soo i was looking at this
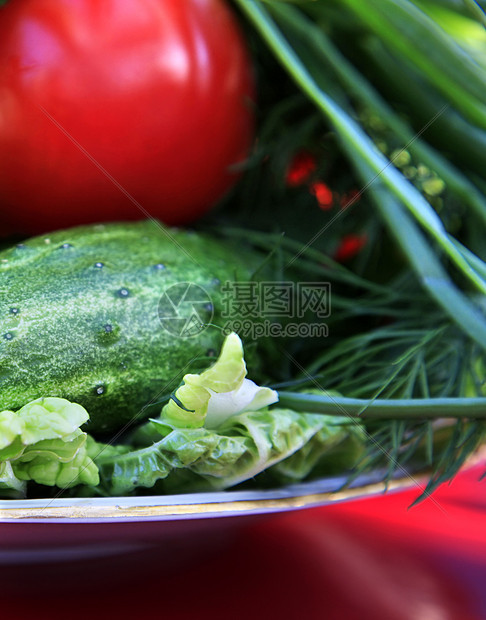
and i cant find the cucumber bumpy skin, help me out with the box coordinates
[0,221,258,434]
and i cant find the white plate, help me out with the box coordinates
[0,471,413,565]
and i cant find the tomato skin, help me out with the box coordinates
[0,0,255,234]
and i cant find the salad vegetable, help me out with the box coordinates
[0,0,255,234]
[2,0,486,502]
[0,221,261,433]
[93,332,364,495]
[0,398,98,495]
[0,334,365,497]
[159,332,278,430]
[93,407,363,495]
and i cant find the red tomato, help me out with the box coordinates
[0,0,255,234]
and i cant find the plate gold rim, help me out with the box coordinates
[0,476,414,522]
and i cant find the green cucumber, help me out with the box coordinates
[0,221,259,433]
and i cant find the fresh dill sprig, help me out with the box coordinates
[218,0,486,495]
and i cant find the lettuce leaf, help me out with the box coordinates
[0,397,99,492]
[159,332,278,430]
[0,339,363,498]
[14,442,99,488]
[93,408,364,495]
[91,335,364,496]
[0,460,25,494]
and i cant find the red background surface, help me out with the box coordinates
[2,463,486,620]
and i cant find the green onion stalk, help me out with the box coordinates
[226,0,486,494]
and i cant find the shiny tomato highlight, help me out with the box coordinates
[0,0,255,234]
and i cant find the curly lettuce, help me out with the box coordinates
[90,335,364,495]
[0,397,99,494]
[93,407,364,495]
[160,332,279,430]
[0,336,364,497]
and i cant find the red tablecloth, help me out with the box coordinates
[3,464,486,620]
